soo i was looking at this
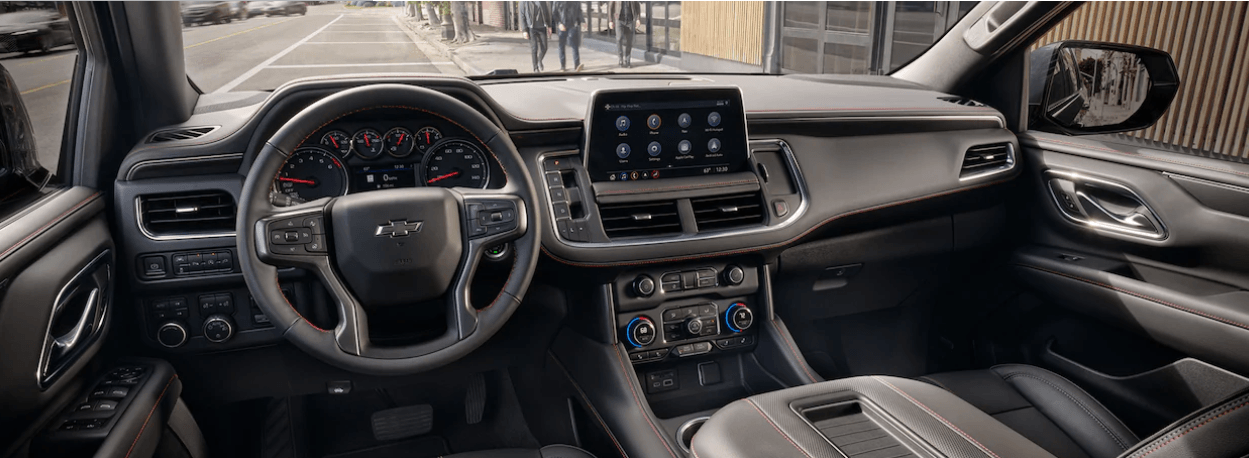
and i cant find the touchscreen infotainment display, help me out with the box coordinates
[585,87,748,182]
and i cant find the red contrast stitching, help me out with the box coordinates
[597,179,758,195]
[1134,397,1249,458]
[542,177,1012,267]
[0,192,99,260]
[770,319,819,384]
[745,398,813,458]
[1018,264,1249,332]
[875,377,1000,458]
[278,276,328,333]
[550,354,630,458]
[612,347,678,458]
[124,375,178,458]
[1034,137,1249,178]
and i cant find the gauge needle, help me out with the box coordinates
[426,171,460,183]
[329,137,339,148]
[279,177,317,185]
[425,131,430,143]
[399,133,406,144]
[364,135,371,147]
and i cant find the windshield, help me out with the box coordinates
[183,1,976,93]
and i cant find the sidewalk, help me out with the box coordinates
[397,16,678,76]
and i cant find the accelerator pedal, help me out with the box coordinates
[371,404,433,442]
[465,373,487,425]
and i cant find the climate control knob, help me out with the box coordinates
[203,315,235,343]
[725,303,754,333]
[685,317,704,335]
[156,322,188,348]
[625,316,656,347]
[633,275,656,297]
[723,265,746,286]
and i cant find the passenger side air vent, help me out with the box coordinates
[960,143,1015,180]
[138,190,236,238]
[692,192,765,232]
[938,96,986,108]
[598,200,681,239]
[147,126,218,143]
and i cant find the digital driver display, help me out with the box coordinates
[585,88,749,182]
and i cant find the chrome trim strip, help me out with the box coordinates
[37,249,111,389]
[134,196,236,241]
[124,152,244,180]
[958,142,1017,182]
[1044,169,1168,241]
[675,416,711,454]
[748,114,1006,129]
[537,138,810,248]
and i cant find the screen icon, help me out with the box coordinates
[630,171,640,180]
[678,140,691,154]
[707,138,721,153]
[616,143,631,158]
[647,142,662,156]
[707,112,722,127]
[651,170,660,179]
[616,116,631,132]
[647,114,662,130]
[620,172,629,181]
[678,113,692,128]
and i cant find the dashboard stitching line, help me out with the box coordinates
[541,177,1011,267]
[770,318,819,384]
[0,191,99,261]
[1034,138,1249,178]
[612,345,679,458]
[1016,264,1249,331]
[745,398,814,458]
[597,179,759,195]
[124,374,178,458]
[875,376,1000,458]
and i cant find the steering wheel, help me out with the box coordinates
[237,84,540,375]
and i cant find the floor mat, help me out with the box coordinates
[322,436,448,458]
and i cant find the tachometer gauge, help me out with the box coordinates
[421,139,489,189]
[414,126,442,155]
[275,147,348,202]
[352,128,384,159]
[319,130,352,158]
[384,127,415,158]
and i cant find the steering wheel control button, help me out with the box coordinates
[484,243,511,261]
[307,235,327,252]
[156,322,188,348]
[625,317,656,347]
[633,275,656,297]
[678,113,692,128]
[723,265,745,285]
[615,116,630,131]
[726,303,754,333]
[616,143,631,159]
[674,341,713,357]
[466,200,519,239]
[708,112,722,127]
[203,315,235,343]
[303,216,325,234]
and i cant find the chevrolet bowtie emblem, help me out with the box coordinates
[375,220,423,237]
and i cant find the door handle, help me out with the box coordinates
[1044,170,1167,241]
[1075,191,1159,233]
[38,250,112,387]
[49,287,101,362]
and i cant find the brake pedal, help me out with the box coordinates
[371,404,433,441]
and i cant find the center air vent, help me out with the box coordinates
[147,126,217,143]
[960,143,1015,179]
[692,192,765,232]
[598,200,681,239]
[138,190,236,238]
[938,96,986,107]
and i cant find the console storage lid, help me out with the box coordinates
[692,376,1055,458]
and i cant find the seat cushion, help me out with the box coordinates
[443,444,595,458]
[921,364,1137,458]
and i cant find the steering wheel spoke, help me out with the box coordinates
[447,190,528,338]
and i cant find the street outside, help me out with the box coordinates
[4,3,454,176]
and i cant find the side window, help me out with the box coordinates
[0,1,76,209]
[1033,2,1249,160]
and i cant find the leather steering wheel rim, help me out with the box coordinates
[236,84,540,375]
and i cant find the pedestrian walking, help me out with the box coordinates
[553,1,584,72]
[611,1,641,68]
[519,1,552,72]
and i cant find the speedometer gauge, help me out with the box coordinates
[275,147,348,202]
[421,139,489,189]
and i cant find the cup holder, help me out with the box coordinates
[676,416,710,454]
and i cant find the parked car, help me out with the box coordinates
[246,1,267,17]
[263,1,307,16]
[180,1,232,26]
[0,9,73,54]
[228,1,248,21]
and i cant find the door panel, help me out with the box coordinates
[0,187,113,452]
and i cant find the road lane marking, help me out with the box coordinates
[185,18,297,49]
[213,14,344,93]
[317,30,408,33]
[303,41,415,44]
[20,79,70,95]
[267,62,449,68]
[16,51,77,67]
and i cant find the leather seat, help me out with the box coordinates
[921,364,1138,458]
[442,445,596,458]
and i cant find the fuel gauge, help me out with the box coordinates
[414,127,442,155]
[385,127,415,158]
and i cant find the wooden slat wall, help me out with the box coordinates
[1035,2,1249,158]
[680,1,765,65]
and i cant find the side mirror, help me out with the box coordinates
[1028,41,1179,135]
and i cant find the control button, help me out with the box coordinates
[678,113,692,129]
[708,112,722,127]
[94,400,118,413]
[615,116,630,132]
[824,263,863,279]
[306,235,327,252]
[327,380,353,395]
[548,186,567,203]
[545,171,563,187]
[625,317,656,347]
[615,143,631,159]
[647,141,662,157]
[674,341,712,357]
[203,315,234,343]
[630,352,646,361]
[696,273,716,288]
[103,387,128,399]
[552,202,571,220]
[647,114,661,130]
[570,220,589,241]
[214,293,234,314]
[697,304,717,317]
[156,322,188,348]
[187,253,203,271]
[633,275,656,297]
[681,271,697,289]
[141,256,166,278]
[271,244,311,256]
[726,303,754,333]
[74,402,94,412]
[303,216,325,234]
[685,317,703,335]
[723,265,745,286]
[198,294,214,315]
[707,138,722,153]
[661,272,681,292]
[773,200,789,218]
[678,140,691,154]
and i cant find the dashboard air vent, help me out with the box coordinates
[598,200,681,239]
[139,190,236,237]
[147,126,217,143]
[692,192,765,232]
[938,96,986,108]
[960,143,1014,179]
